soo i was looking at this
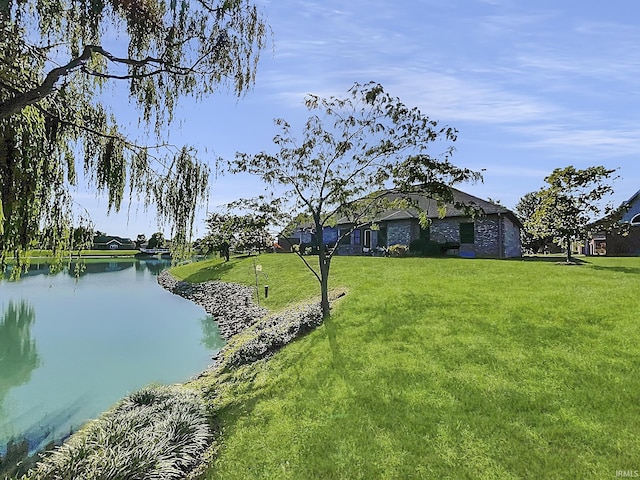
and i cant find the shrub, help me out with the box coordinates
[24,385,211,480]
[388,244,409,257]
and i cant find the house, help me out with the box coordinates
[586,190,640,256]
[334,188,522,258]
[92,235,136,250]
[277,222,338,253]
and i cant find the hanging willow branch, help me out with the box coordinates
[0,0,268,270]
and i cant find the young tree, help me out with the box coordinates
[0,0,267,269]
[515,191,553,254]
[231,82,482,318]
[202,212,272,261]
[528,165,617,262]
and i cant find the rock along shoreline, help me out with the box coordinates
[157,270,329,370]
[157,270,269,340]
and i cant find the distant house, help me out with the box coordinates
[334,188,522,258]
[92,235,136,250]
[587,190,640,256]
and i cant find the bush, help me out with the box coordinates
[24,385,211,480]
[388,244,409,257]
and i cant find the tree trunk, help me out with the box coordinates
[566,235,572,263]
[314,218,331,319]
[319,251,331,319]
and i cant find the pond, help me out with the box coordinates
[0,258,224,463]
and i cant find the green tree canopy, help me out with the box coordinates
[146,231,165,249]
[527,165,617,262]
[202,211,273,261]
[515,191,553,254]
[135,233,147,248]
[231,82,482,317]
[0,0,267,269]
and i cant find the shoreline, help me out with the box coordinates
[156,269,330,370]
[157,270,269,340]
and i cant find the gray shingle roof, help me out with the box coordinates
[337,187,519,225]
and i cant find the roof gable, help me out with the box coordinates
[93,235,135,245]
[591,189,640,226]
[336,187,520,226]
[620,189,640,223]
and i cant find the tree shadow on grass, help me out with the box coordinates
[182,259,239,283]
[588,264,640,275]
[514,255,588,265]
[323,315,348,374]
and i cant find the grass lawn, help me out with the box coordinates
[172,254,640,479]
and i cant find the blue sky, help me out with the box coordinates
[80,0,640,238]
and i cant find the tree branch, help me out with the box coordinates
[0,45,187,120]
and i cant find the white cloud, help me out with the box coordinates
[512,124,640,159]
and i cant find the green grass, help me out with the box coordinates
[174,254,640,479]
[171,254,321,311]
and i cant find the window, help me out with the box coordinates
[459,222,475,244]
[353,229,362,245]
[631,213,640,226]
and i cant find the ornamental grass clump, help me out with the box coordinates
[24,385,211,480]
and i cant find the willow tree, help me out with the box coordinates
[232,82,481,318]
[0,0,267,270]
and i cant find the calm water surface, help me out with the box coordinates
[0,259,224,456]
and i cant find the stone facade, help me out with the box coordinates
[429,218,457,243]
[475,217,500,257]
[503,216,523,258]
[386,220,418,246]
[336,214,521,258]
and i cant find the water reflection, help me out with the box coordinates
[0,301,40,406]
[0,301,41,476]
[68,260,135,276]
[137,259,171,275]
[200,317,226,351]
[4,258,172,279]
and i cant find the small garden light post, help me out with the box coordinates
[252,257,268,304]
